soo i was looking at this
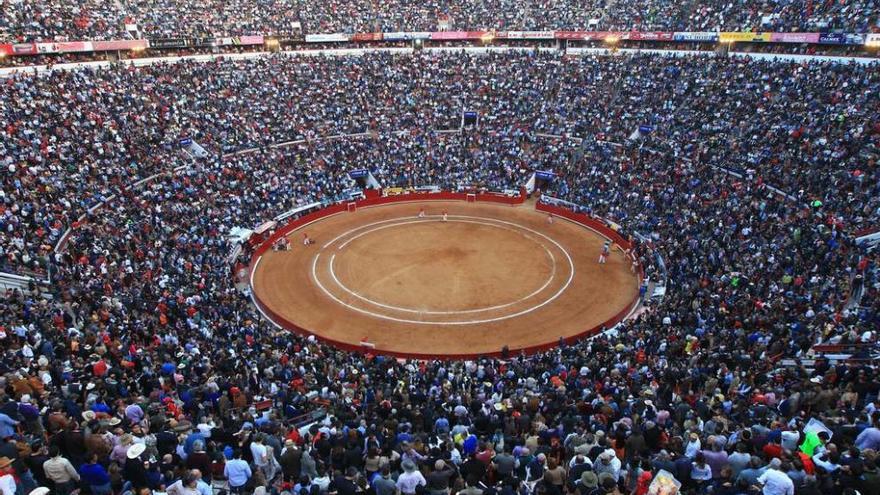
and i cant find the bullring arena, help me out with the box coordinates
[250,195,641,358]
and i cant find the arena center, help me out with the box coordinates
[1,4,879,495]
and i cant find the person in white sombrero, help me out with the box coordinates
[123,442,150,488]
[127,442,147,460]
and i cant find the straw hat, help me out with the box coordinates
[0,457,12,469]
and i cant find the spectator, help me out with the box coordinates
[79,453,112,495]
[42,447,80,495]
[224,449,252,493]
[754,459,794,495]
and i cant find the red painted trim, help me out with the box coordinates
[249,191,639,360]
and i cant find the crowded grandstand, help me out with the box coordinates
[0,2,879,495]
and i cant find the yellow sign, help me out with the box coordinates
[719,32,771,42]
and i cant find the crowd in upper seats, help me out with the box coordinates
[0,51,878,495]
[1,0,879,42]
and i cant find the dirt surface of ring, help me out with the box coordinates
[251,201,639,357]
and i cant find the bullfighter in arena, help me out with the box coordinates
[599,240,611,264]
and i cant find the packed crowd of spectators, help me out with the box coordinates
[0,50,878,495]
[1,0,879,42]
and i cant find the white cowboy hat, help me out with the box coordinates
[126,443,147,459]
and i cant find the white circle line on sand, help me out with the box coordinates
[322,216,436,248]
[326,218,557,314]
[338,217,460,250]
[310,216,576,325]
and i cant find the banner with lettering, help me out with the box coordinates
[383,32,431,41]
[502,31,555,39]
[672,32,718,42]
[304,33,350,42]
[818,32,865,44]
[719,32,771,42]
[629,31,674,41]
[351,33,383,41]
[769,32,820,43]
[93,40,149,51]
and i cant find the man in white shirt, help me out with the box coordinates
[251,435,269,472]
[396,460,426,495]
[593,451,621,482]
[167,472,200,495]
[755,459,794,495]
[0,472,15,495]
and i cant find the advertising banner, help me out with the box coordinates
[554,31,600,40]
[211,36,264,46]
[93,39,149,51]
[149,38,189,49]
[383,32,431,41]
[818,32,865,44]
[769,32,820,43]
[238,35,265,45]
[672,32,718,42]
[35,43,58,54]
[629,31,674,41]
[866,33,880,46]
[351,32,383,41]
[188,38,217,47]
[10,43,37,55]
[554,31,629,41]
[304,33,350,42]
[430,31,463,40]
[719,32,771,42]
[502,31,555,39]
[57,41,94,52]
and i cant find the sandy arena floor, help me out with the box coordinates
[251,201,639,358]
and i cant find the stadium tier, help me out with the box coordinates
[0,0,879,43]
[0,42,878,495]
